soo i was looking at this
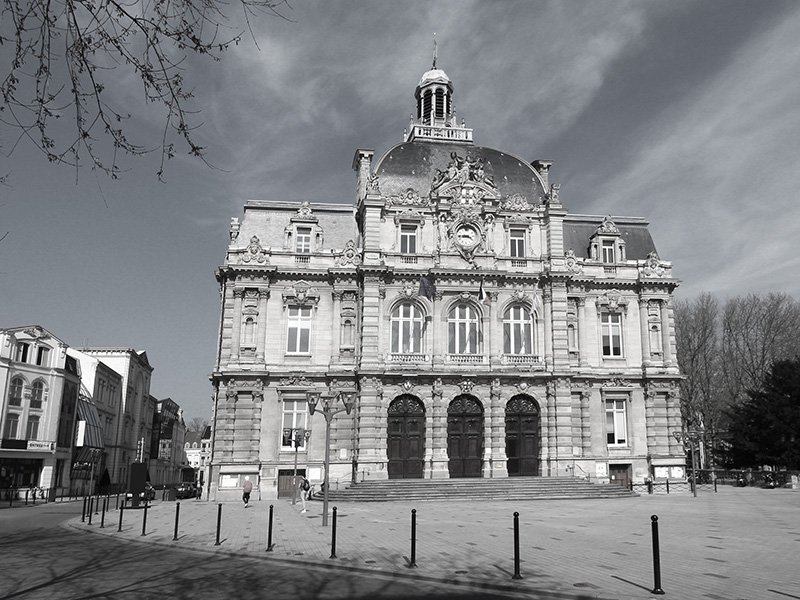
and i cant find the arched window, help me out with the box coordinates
[503,305,534,355]
[30,380,46,409]
[448,304,479,354]
[243,318,255,346]
[391,303,424,354]
[9,377,24,406]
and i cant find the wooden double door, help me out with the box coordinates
[447,395,484,478]
[387,396,425,479]
[505,396,540,476]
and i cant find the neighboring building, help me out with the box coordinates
[1,326,80,497]
[74,348,154,488]
[184,425,212,489]
[210,63,685,501]
[149,398,186,486]
[68,348,124,491]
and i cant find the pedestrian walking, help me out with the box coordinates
[300,476,310,513]
[242,476,253,507]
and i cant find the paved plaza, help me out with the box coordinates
[68,486,800,600]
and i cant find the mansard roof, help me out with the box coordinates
[563,214,657,260]
[373,140,547,205]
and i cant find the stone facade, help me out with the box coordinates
[209,64,684,501]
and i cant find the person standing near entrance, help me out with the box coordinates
[242,476,253,507]
[299,476,310,513]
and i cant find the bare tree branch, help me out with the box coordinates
[1,0,292,179]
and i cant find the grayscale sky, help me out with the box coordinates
[2,1,798,422]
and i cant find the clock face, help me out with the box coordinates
[455,225,478,248]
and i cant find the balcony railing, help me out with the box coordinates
[501,354,544,367]
[295,255,311,266]
[446,354,487,365]
[387,353,430,364]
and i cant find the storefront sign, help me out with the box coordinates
[26,440,56,453]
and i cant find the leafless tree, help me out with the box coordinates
[675,293,723,431]
[675,292,800,469]
[1,0,290,179]
[187,416,209,434]
[721,293,800,406]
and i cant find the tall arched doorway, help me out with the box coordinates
[505,395,540,476]
[447,395,484,478]
[387,395,425,479]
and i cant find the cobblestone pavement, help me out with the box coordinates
[68,486,800,600]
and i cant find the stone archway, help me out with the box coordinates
[447,395,484,478]
[505,395,540,476]
[387,395,425,479]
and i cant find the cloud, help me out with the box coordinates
[587,6,800,297]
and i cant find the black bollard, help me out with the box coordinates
[88,497,94,525]
[512,511,522,580]
[173,502,180,541]
[666,479,670,494]
[118,505,124,532]
[100,497,107,528]
[267,504,275,551]
[82,496,87,522]
[330,506,338,559]
[215,503,222,546]
[409,509,417,568]
[650,515,665,595]
[25,489,29,506]
[141,504,149,536]
[115,492,120,510]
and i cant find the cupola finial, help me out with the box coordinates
[432,33,437,69]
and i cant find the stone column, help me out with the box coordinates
[577,297,589,366]
[256,290,269,362]
[543,287,553,369]
[430,379,449,479]
[639,298,651,366]
[230,289,244,365]
[356,377,387,480]
[661,300,673,366]
[489,378,508,478]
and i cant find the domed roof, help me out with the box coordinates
[417,68,452,89]
[374,140,547,204]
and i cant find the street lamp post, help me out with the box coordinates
[306,389,356,526]
[673,429,705,498]
[283,427,311,506]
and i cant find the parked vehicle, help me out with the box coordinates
[174,482,196,499]
[126,482,156,502]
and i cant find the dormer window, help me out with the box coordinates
[400,224,417,254]
[296,227,312,253]
[15,342,29,362]
[510,229,526,258]
[36,347,50,367]
[602,240,615,263]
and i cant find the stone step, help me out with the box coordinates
[315,477,637,502]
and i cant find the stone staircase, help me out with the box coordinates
[315,477,637,502]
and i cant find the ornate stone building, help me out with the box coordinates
[209,63,685,501]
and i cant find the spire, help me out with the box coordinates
[432,33,437,69]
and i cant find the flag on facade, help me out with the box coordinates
[479,279,491,306]
[419,276,436,301]
[532,284,543,317]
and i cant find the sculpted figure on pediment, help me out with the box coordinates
[240,236,268,264]
[502,194,529,211]
[387,188,426,207]
[642,251,665,277]
[335,240,362,267]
